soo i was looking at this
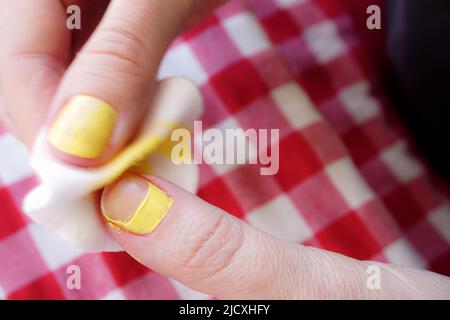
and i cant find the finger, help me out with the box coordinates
[0,0,69,146]
[46,0,194,166]
[101,174,450,299]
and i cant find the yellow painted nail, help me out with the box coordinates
[101,174,172,235]
[47,95,117,159]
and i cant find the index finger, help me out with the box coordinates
[0,0,70,146]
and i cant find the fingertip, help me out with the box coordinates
[101,173,173,235]
[46,95,119,167]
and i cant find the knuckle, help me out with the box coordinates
[182,212,246,281]
[83,26,150,76]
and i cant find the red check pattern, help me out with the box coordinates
[1,0,449,299]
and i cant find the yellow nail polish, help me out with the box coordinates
[102,178,172,235]
[47,95,117,159]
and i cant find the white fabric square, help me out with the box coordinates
[158,43,207,85]
[170,279,211,300]
[429,205,450,243]
[101,289,126,300]
[28,223,83,269]
[339,81,380,124]
[304,21,346,64]
[381,142,423,183]
[0,134,33,185]
[326,158,375,209]
[0,284,5,300]
[274,0,306,8]
[247,195,313,242]
[223,13,271,57]
[384,238,426,268]
[271,82,322,130]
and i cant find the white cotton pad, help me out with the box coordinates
[22,77,203,252]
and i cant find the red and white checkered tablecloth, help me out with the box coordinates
[0,0,449,299]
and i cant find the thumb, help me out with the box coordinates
[101,174,450,299]
[45,0,193,166]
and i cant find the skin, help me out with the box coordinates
[0,0,449,299]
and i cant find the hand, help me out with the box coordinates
[0,0,224,163]
[101,173,450,299]
[2,1,449,299]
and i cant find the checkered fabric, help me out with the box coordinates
[1,0,449,299]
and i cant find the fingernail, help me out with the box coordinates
[47,95,117,159]
[101,174,172,235]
